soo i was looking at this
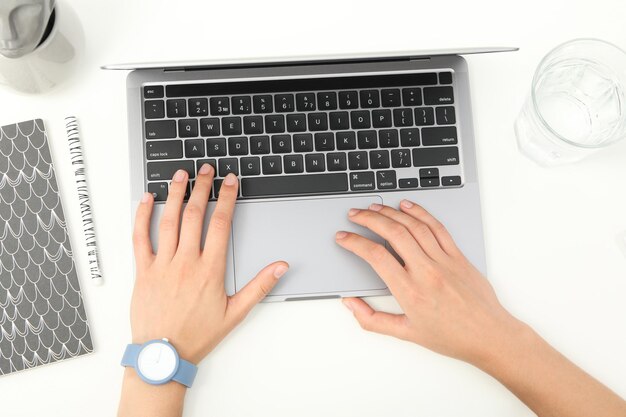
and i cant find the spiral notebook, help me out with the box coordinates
[0,119,93,375]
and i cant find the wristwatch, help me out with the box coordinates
[121,338,197,387]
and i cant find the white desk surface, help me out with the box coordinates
[1,0,626,416]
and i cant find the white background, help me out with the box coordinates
[1,0,626,416]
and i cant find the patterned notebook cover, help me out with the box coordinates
[0,119,93,375]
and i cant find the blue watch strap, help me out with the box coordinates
[121,344,141,367]
[121,342,197,388]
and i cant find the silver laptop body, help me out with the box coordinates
[106,48,516,301]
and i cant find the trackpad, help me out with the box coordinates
[232,196,387,296]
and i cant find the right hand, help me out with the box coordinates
[336,200,526,366]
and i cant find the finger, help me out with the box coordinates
[203,173,238,264]
[227,261,289,323]
[177,164,214,255]
[335,231,409,295]
[133,192,155,269]
[156,169,189,260]
[399,200,461,257]
[368,203,445,261]
[347,208,428,267]
[342,298,409,339]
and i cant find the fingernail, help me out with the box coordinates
[173,170,187,183]
[224,173,237,186]
[198,163,212,175]
[335,231,348,240]
[369,203,383,211]
[141,192,151,203]
[401,200,414,209]
[348,208,360,216]
[274,264,289,279]
[342,299,354,312]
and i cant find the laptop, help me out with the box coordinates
[104,48,515,301]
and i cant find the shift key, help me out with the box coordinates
[412,147,460,166]
[147,160,195,181]
[145,120,176,139]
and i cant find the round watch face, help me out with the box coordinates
[137,341,178,383]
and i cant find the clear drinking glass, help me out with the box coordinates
[515,39,626,166]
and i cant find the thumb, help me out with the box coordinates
[342,297,409,339]
[227,261,289,323]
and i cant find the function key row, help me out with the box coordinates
[144,108,456,139]
[143,87,454,119]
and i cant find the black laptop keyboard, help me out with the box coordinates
[142,72,462,201]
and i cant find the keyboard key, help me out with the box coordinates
[242,173,348,197]
[421,177,440,187]
[296,93,316,111]
[250,135,270,154]
[144,85,164,99]
[148,182,168,201]
[243,116,264,134]
[308,113,328,131]
[228,136,248,156]
[218,158,239,176]
[166,99,187,118]
[348,151,368,170]
[415,107,435,126]
[360,90,379,108]
[262,155,282,174]
[439,72,453,85]
[241,157,261,176]
[200,118,221,136]
[379,129,399,148]
[207,138,227,156]
[372,109,392,128]
[419,168,439,178]
[422,126,458,146]
[232,96,252,114]
[381,89,401,107]
[326,153,347,171]
[222,117,242,136]
[213,179,224,198]
[146,140,183,160]
[271,135,292,153]
[184,139,205,158]
[351,111,371,129]
[293,133,314,152]
[349,171,375,191]
[315,132,334,151]
[391,149,411,167]
[253,95,273,113]
[147,160,195,181]
[188,98,208,116]
[284,154,304,173]
[196,159,217,173]
[178,119,198,137]
[329,112,350,130]
[265,115,285,133]
[393,108,414,127]
[144,100,165,119]
[317,92,337,110]
[145,120,176,139]
[400,128,420,146]
[369,150,390,169]
[275,94,295,112]
[287,114,307,132]
[336,131,357,150]
[305,154,325,172]
[338,91,358,109]
[210,97,231,115]
[399,178,418,188]
[442,176,461,186]
[402,88,422,106]
[436,106,456,125]
[357,130,377,149]
[412,147,460,166]
[376,170,397,189]
[424,86,454,105]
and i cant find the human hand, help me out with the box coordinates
[336,200,523,366]
[131,165,289,364]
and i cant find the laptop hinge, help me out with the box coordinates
[164,67,186,73]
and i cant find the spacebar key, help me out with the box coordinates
[242,173,348,197]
